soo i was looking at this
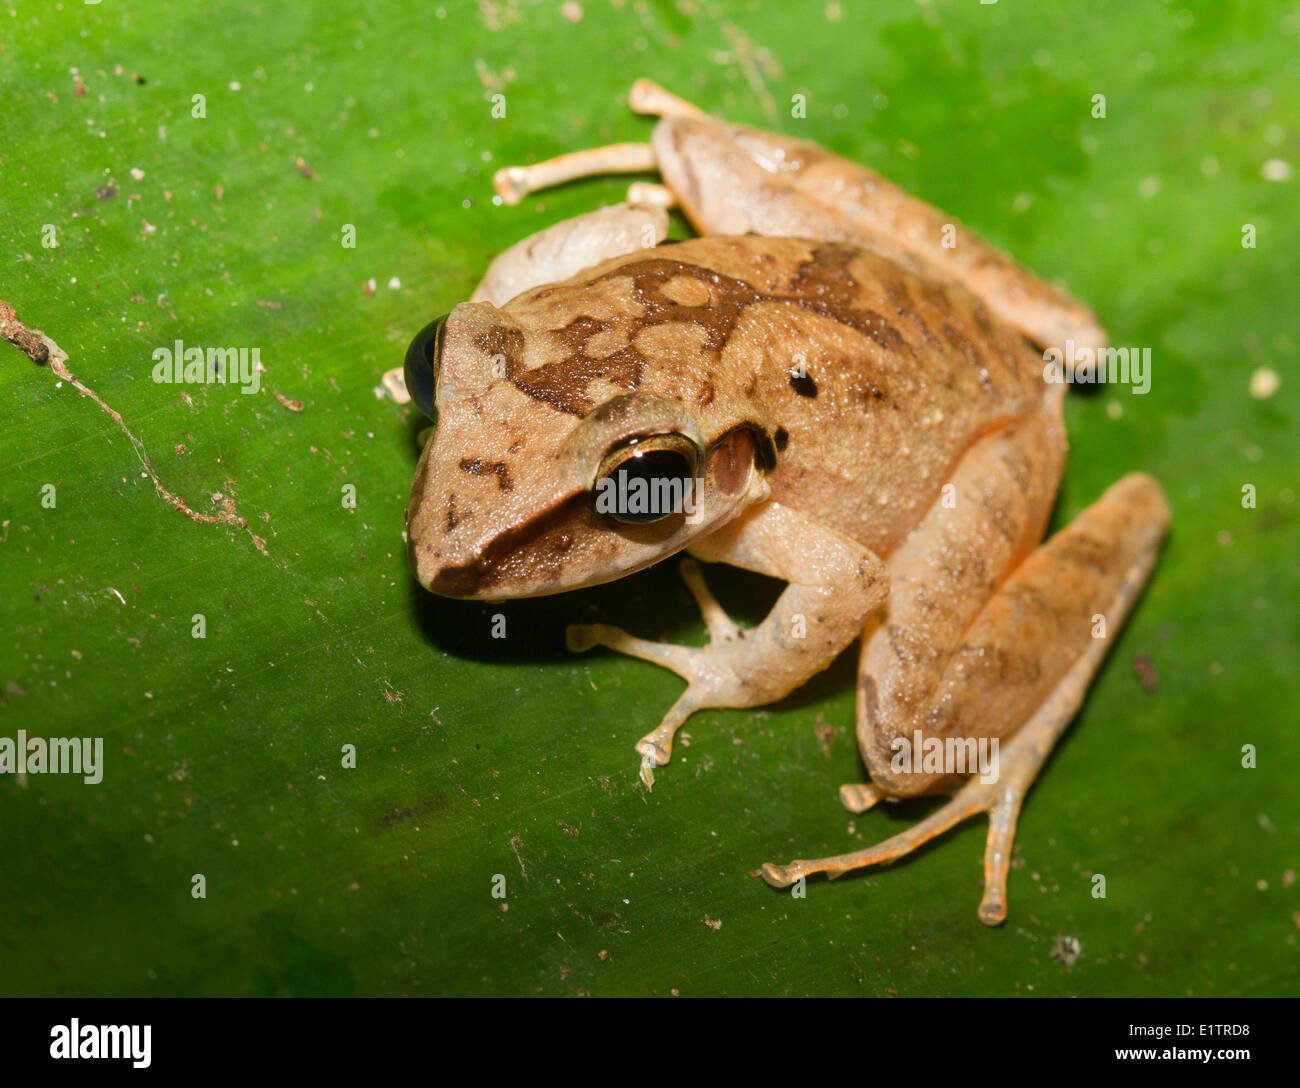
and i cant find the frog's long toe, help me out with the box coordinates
[565,622,695,676]
[838,782,885,813]
[761,631,1124,924]
[759,781,994,903]
[567,558,758,788]
[677,557,744,643]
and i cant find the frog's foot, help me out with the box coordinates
[838,782,887,814]
[762,778,1008,922]
[762,630,1115,925]
[494,143,657,206]
[492,82,699,207]
[626,181,677,209]
[628,79,704,119]
[567,557,747,789]
[380,366,410,404]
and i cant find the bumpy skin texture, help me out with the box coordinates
[406,236,1057,598]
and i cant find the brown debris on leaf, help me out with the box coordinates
[0,298,50,363]
[1,298,269,557]
[1132,652,1159,693]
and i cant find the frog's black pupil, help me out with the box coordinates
[608,448,692,524]
[404,315,447,420]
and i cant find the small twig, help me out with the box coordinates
[1,296,269,556]
[0,298,50,363]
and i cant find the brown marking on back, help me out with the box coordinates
[788,247,909,353]
[886,275,942,351]
[490,245,919,418]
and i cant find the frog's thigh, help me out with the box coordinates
[859,466,1170,804]
[470,202,668,307]
[766,472,1169,923]
[650,117,854,246]
[855,416,1065,797]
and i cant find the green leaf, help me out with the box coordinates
[1,0,1295,996]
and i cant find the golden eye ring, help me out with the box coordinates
[593,433,701,526]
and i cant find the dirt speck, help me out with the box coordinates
[1132,652,1159,692]
[1249,366,1280,400]
[509,835,529,882]
[1050,934,1082,967]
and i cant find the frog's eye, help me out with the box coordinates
[593,433,701,526]
[404,314,447,421]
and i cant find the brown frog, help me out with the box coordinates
[391,80,1170,924]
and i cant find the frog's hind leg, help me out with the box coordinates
[649,107,1106,354]
[628,78,705,119]
[493,143,658,206]
[492,80,699,208]
[762,472,1170,924]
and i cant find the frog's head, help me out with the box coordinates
[403,300,769,600]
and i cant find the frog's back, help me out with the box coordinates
[502,235,1060,555]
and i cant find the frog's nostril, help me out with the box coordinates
[404,314,447,421]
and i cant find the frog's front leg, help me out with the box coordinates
[567,501,888,788]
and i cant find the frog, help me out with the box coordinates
[391,79,1170,924]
